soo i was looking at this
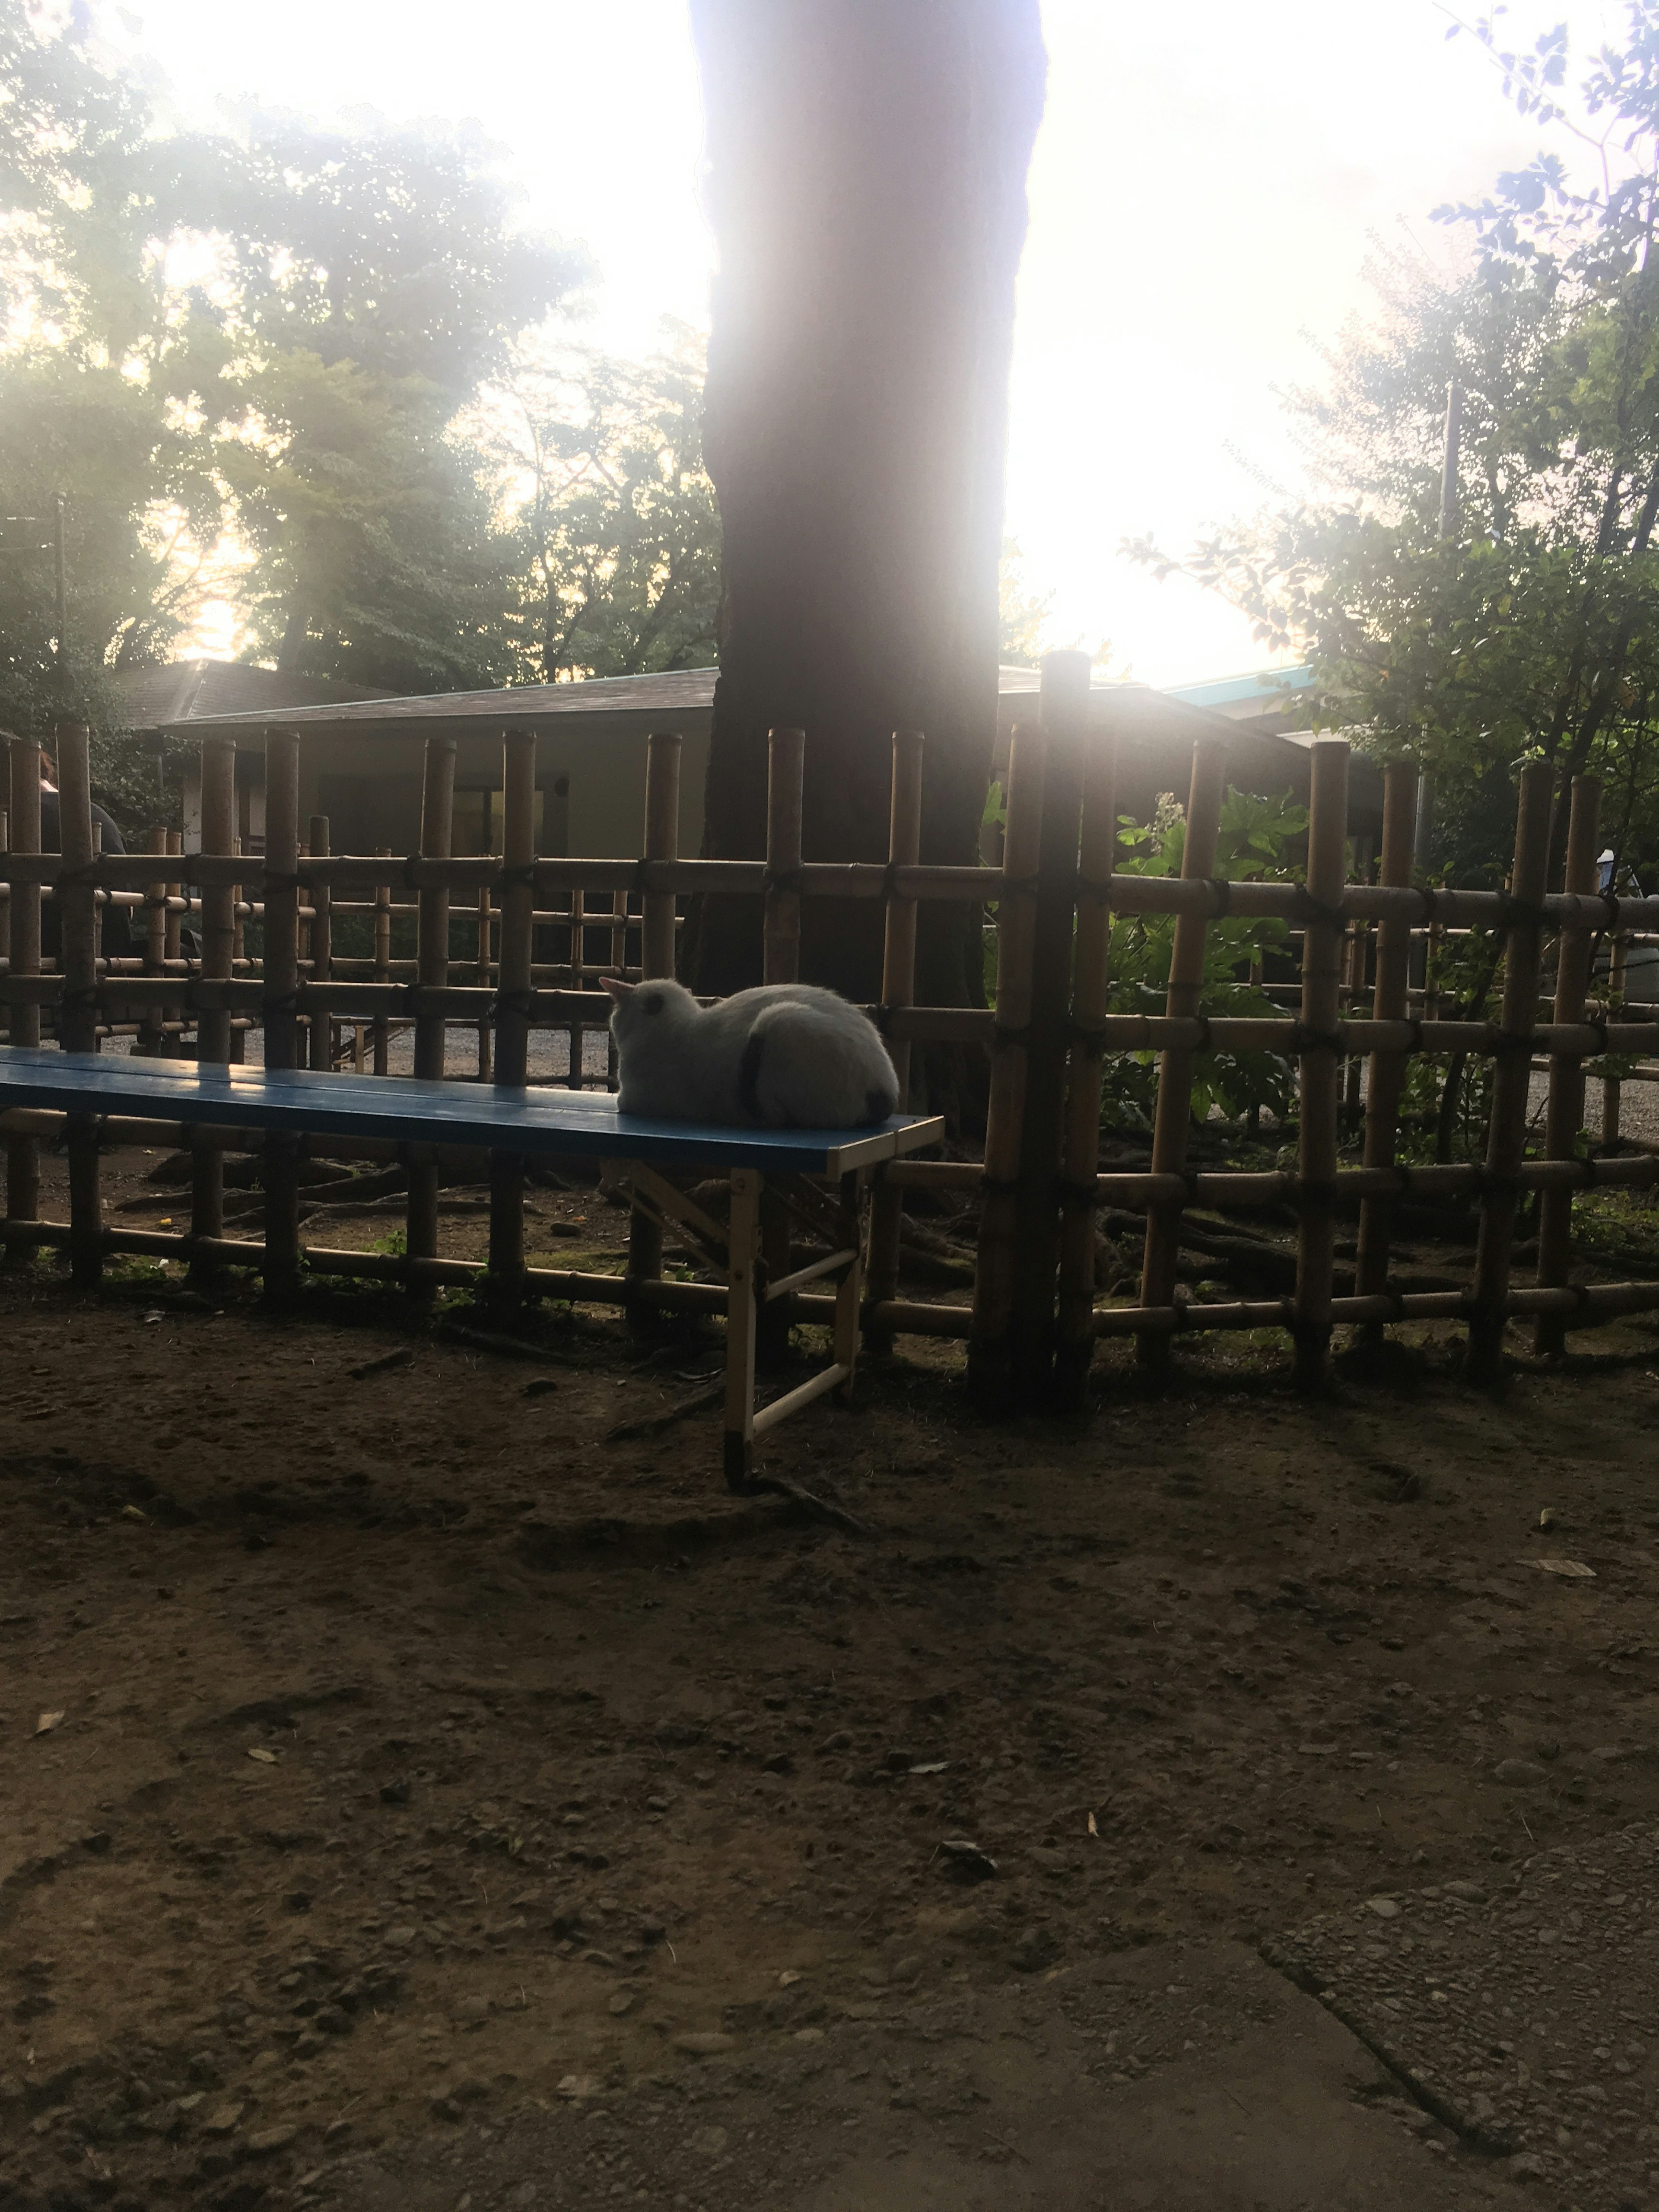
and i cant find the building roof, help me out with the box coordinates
[109,659,396,733]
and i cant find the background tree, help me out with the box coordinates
[686,0,1047,1001]
[1135,2,1659,892]
[478,324,721,683]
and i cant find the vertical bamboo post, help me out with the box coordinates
[968,724,1048,1406]
[6,737,43,1260]
[54,723,102,1290]
[1533,775,1603,1357]
[865,730,925,1325]
[407,737,456,1288]
[1055,716,1117,1408]
[308,814,332,1071]
[191,736,237,1272]
[476,881,493,1080]
[1291,738,1351,1389]
[1341,922,1365,1123]
[489,728,537,1302]
[262,729,302,1298]
[566,885,586,1089]
[1354,761,1419,1319]
[1468,760,1553,1382]
[1137,740,1229,1377]
[229,835,246,1062]
[757,728,806,1356]
[1604,930,1628,1141]
[164,827,182,1050]
[1007,654,1091,1404]
[372,848,391,1075]
[629,732,683,1294]
[138,826,168,1055]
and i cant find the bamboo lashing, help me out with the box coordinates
[1138,738,1227,1376]
[1534,774,1602,1357]
[1468,759,1554,1382]
[968,722,1047,1404]
[865,730,925,1326]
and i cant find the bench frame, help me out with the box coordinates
[0,1047,941,1486]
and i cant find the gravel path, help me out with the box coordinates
[1264,1823,1659,2206]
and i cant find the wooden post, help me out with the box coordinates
[407,737,456,1287]
[6,737,43,1260]
[191,736,237,1273]
[489,727,537,1301]
[1291,737,1351,1389]
[1534,775,1602,1357]
[308,814,332,1071]
[1137,739,1229,1377]
[1468,759,1553,1382]
[1354,760,1418,1319]
[865,730,925,1327]
[1055,715,1117,1408]
[1605,930,1628,1141]
[1003,654,1091,1404]
[372,847,391,1075]
[968,723,1048,1406]
[54,724,103,1290]
[262,729,302,1299]
[629,731,683,1294]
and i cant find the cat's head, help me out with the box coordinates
[600,975,695,1044]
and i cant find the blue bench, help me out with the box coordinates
[0,1046,944,1483]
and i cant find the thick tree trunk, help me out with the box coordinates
[686,0,1046,1004]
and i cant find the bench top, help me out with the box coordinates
[0,1047,944,1176]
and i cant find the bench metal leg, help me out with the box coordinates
[724,1166,761,1490]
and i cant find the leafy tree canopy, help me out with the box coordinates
[1133,2,1659,888]
[0,1,720,819]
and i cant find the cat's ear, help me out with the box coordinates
[599,976,634,1001]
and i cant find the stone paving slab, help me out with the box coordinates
[1264,1822,1659,2209]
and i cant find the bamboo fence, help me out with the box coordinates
[5,691,1659,1401]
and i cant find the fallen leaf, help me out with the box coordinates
[35,1711,64,1735]
[1531,1557,1596,1579]
[779,1969,803,1988]
[908,1761,948,1776]
[246,1746,279,1764]
[1087,1810,1099,1837]
[121,1503,148,1522]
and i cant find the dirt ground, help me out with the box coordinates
[4,1138,1659,2212]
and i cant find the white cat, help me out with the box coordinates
[600,978,900,1129]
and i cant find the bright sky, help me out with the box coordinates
[94,0,1622,685]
